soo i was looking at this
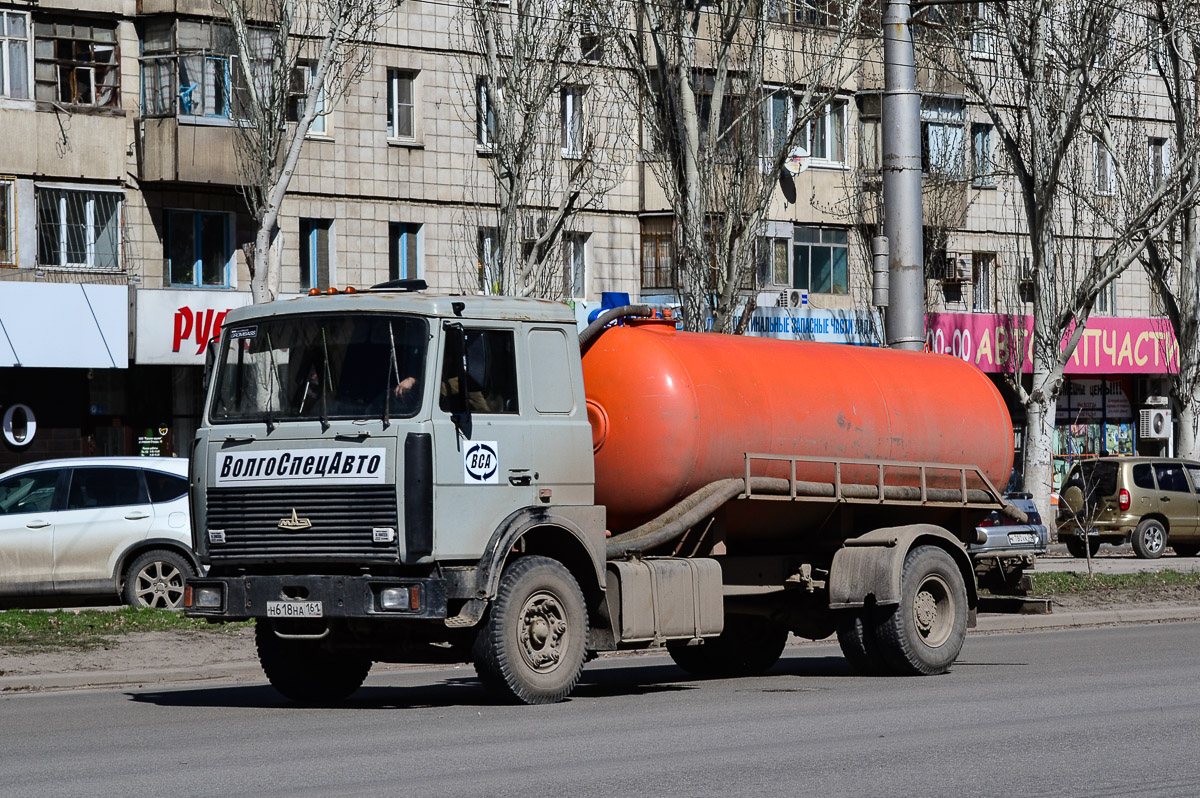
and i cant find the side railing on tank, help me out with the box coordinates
[741,453,1009,511]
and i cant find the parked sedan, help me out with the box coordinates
[0,457,198,609]
[968,493,1048,594]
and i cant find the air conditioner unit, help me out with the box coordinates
[1144,395,1169,408]
[778,289,805,308]
[940,252,969,282]
[756,291,780,308]
[1139,407,1172,440]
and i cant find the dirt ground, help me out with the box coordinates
[3,585,1199,684]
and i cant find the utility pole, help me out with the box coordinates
[881,0,925,351]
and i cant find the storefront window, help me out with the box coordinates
[1052,376,1135,491]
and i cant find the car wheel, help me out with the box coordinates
[666,614,789,678]
[255,620,371,703]
[836,607,890,675]
[1132,518,1167,559]
[123,549,194,609]
[1172,543,1200,557]
[1063,536,1099,558]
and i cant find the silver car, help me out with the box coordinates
[0,457,198,609]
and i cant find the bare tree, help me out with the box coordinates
[214,0,396,303]
[451,0,634,299]
[921,0,1191,516]
[603,0,865,332]
[1140,0,1200,459]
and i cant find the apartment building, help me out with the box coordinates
[0,0,1182,488]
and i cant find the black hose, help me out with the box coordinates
[578,305,655,354]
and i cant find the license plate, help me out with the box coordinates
[266,600,323,618]
[1007,533,1039,545]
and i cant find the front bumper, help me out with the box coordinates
[184,574,448,620]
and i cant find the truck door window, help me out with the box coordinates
[439,329,518,414]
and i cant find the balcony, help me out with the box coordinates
[137,117,241,185]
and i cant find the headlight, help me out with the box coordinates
[380,586,419,611]
[192,586,223,609]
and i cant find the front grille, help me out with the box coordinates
[206,486,399,562]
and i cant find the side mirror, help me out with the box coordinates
[203,334,221,389]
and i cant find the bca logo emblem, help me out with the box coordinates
[464,441,499,484]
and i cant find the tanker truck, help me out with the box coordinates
[184,281,1023,704]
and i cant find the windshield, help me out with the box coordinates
[210,313,429,424]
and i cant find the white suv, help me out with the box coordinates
[0,457,198,609]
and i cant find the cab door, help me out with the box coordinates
[1152,462,1196,539]
[429,323,536,560]
[0,468,65,589]
[52,467,155,586]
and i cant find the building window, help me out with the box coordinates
[760,88,791,161]
[793,226,848,294]
[36,187,121,270]
[563,232,587,299]
[561,86,587,158]
[579,20,603,62]
[922,98,966,177]
[167,210,230,287]
[799,99,846,165]
[389,222,420,281]
[478,226,499,292]
[0,176,15,266]
[33,20,118,107]
[289,62,327,135]
[1149,137,1169,187]
[386,69,415,140]
[970,2,996,58]
[140,20,269,121]
[769,0,840,27]
[972,123,994,186]
[972,252,994,313]
[1095,275,1116,315]
[1094,136,1115,195]
[299,218,332,292]
[858,93,881,173]
[1,11,31,100]
[477,77,498,147]
[641,217,674,290]
[757,236,790,286]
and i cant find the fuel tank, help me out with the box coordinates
[583,320,1014,531]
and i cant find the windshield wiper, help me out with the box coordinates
[384,322,401,429]
[319,326,332,432]
[264,331,278,433]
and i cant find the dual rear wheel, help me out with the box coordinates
[837,545,968,676]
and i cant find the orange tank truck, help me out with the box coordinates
[583,318,1013,530]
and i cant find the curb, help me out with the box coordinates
[4,607,1200,694]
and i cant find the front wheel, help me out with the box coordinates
[874,546,969,676]
[472,556,588,705]
[123,549,193,609]
[836,608,890,675]
[255,621,372,703]
[1132,519,1167,559]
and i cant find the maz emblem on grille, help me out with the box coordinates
[278,509,313,531]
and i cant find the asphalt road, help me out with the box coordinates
[3,621,1198,798]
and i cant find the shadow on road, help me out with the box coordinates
[125,652,854,709]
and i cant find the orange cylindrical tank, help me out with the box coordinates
[583,320,1014,531]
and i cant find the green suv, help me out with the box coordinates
[1058,457,1200,559]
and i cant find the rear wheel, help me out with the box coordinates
[1064,535,1100,559]
[472,556,588,705]
[874,546,968,676]
[666,614,789,678]
[836,607,890,675]
[1172,543,1200,558]
[122,549,193,609]
[1132,519,1167,559]
[255,621,371,703]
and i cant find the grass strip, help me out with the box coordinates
[0,607,251,653]
[1030,569,1200,595]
